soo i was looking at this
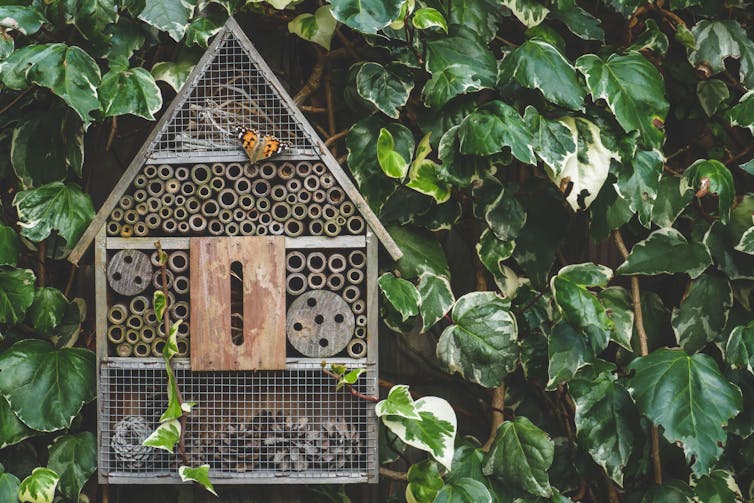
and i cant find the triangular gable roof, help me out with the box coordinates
[67,16,402,264]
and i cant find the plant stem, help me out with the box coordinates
[612,230,663,485]
[482,384,505,451]
[322,368,379,402]
[379,467,408,481]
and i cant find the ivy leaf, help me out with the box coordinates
[356,63,414,119]
[0,267,36,325]
[406,159,451,203]
[614,149,663,227]
[501,0,549,28]
[152,59,196,92]
[672,273,732,354]
[458,100,535,164]
[106,19,147,70]
[599,286,634,350]
[697,79,729,117]
[627,19,668,55]
[434,477,492,503]
[447,0,504,43]
[549,0,604,41]
[63,0,118,51]
[735,227,754,254]
[693,470,742,502]
[13,182,95,251]
[524,106,576,171]
[616,227,712,279]
[51,298,86,349]
[740,159,754,175]
[0,397,34,449]
[17,467,59,503]
[375,385,422,420]
[329,0,403,34]
[602,0,646,17]
[641,480,693,502]
[0,340,95,431]
[288,6,337,50]
[378,391,457,470]
[0,6,47,35]
[184,13,224,48]
[0,464,20,503]
[376,128,409,179]
[142,419,181,453]
[379,273,421,322]
[689,20,754,89]
[727,91,754,133]
[178,465,217,496]
[482,417,554,497]
[627,348,742,475]
[650,175,692,228]
[99,67,163,120]
[476,228,515,279]
[0,44,101,123]
[547,322,594,387]
[47,432,96,500]
[405,459,444,503]
[27,287,68,336]
[153,290,167,324]
[417,273,454,333]
[576,52,669,148]
[486,188,526,242]
[437,292,519,388]
[498,39,585,110]
[725,322,754,374]
[410,7,446,32]
[138,0,195,41]
[388,225,450,278]
[569,373,640,486]
[680,159,734,224]
[551,263,614,332]
[0,225,20,267]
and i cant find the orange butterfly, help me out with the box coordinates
[234,127,289,163]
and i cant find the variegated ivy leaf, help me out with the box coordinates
[727,91,754,134]
[735,227,754,254]
[550,263,614,332]
[617,227,712,279]
[163,320,181,360]
[524,106,576,171]
[288,6,337,50]
[376,128,409,179]
[0,5,47,35]
[142,418,181,453]
[681,159,735,225]
[18,467,59,503]
[356,63,414,119]
[697,79,730,117]
[378,273,420,322]
[627,19,668,55]
[599,286,634,351]
[337,369,364,390]
[378,390,457,470]
[476,228,515,280]
[329,0,403,34]
[650,174,692,228]
[153,290,166,323]
[99,67,163,121]
[672,273,732,354]
[405,459,443,502]
[614,149,663,228]
[457,100,535,164]
[689,20,754,89]
[725,322,754,374]
[406,159,451,203]
[376,385,421,420]
[412,7,447,32]
[416,272,454,333]
[437,292,518,388]
[178,465,216,496]
[138,0,195,42]
[501,0,549,28]
[543,116,619,211]
[693,469,743,502]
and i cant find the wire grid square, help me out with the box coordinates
[100,361,376,483]
[153,32,312,156]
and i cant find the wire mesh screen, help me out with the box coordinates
[153,31,312,156]
[100,361,377,482]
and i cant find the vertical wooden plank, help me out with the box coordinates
[190,236,286,370]
[365,229,379,484]
[95,227,108,483]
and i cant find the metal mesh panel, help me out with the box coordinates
[100,361,376,483]
[153,32,312,156]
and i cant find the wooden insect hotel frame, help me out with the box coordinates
[68,16,402,485]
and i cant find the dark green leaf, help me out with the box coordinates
[641,480,693,502]
[99,67,163,120]
[547,322,594,387]
[689,20,754,89]
[0,225,20,267]
[0,464,20,503]
[0,397,34,449]
[47,432,96,500]
[616,227,711,278]
[447,0,505,42]
[680,159,735,224]
[405,460,444,503]
[650,175,692,228]
[27,287,68,336]
[524,106,576,173]
[615,149,663,227]
[388,225,450,278]
[0,267,35,325]
[138,0,195,41]
[329,0,403,34]
[599,286,634,350]
[549,0,604,41]
[693,470,742,502]
[0,6,47,35]
[627,19,668,55]
[434,478,492,503]
[728,91,754,133]
[672,272,732,353]
[185,14,224,48]
[178,465,216,496]
[458,100,535,163]
[106,19,147,70]
[725,322,754,374]
[697,79,729,117]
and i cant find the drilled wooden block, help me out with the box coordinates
[107,250,152,296]
[286,290,354,357]
[190,236,286,370]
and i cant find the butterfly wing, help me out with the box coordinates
[236,127,288,163]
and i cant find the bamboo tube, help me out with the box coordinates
[347,216,365,234]
[355,314,367,327]
[286,273,307,295]
[157,164,174,180]
[145,214,160,230]
[189,214,207,232]
[168,251,189,273]
[133,189,148,203]
[201,199,219,217]
[340,201,356,217]
[107,325,126,344]
[196,184,212,200]
[210,176,225,192]
[348,250,366,268]
[177,221,189,234]
[303,174,320,191]
[308,219,324,235]
[324,221,341,237]
[307,252,327,272]
[256,224,269,235]
[158,206,173,219]
[233,208,246,222]
[151,339,166,357]
[176,337,189,357]
[172,301,189,320]
[243,162,258,178]
[284,219,304,237]
[126,314,144,330]
[307,272,326,289]
[226,162,243,180]
[326,187,345,205]
[240,220,256,235]
[146,197,161,213]
[342,285,360,303]
[116,343,133,357]
[174,275,190,295]
[143,164,158,178]
[160,193,175,207]
[256,197,271,212]
[270,184,287,202]
[347,339,367,358]
[259,162,277,179]
[234,178,251,194]
[321,174,335,189]
[272,202,291,221]
[291,203,307,220]
[286,192,297,205]
[328,254,347,273]
[352,299,366,315]
[218,189,238,209]
[125,329,140,344]
[161,218,177,234]
[218,209,233,224]
[144,309,157,326]
[181,181,196,197]
[259,212,272,225]
[312,162,326,176]
[133,174,148,188]
[110,207,124,222]
[147,180,165,197]
[139,326,157,343]
[185,196,201,214]
[322,204,338,220]
[247,208,260,222]
[252,179,271,197]
[133,341,151,357]
[129,296,149,315]
[133,222,149,236]
[211,162,225,177]
[150,251,162,267]
[135,202,149,216]
[152,269,174,290]
[327,273,345,291]
[295,161,312,177]
[355,326,367,339]
[278,162,295,180]
[119,194,134,210]
[346,268,365,284]
[238,194,255,211]
[178,321,190,336]
[124,209,139,225]
[191,164,212,184]
[175,166,190,181]
[106,221,121,236]
[312,190,326,204]
[286,178,302,193]
[336,215,347,226]
[286,251,306,272]
[269,221,284,235]
[173,206,188,222]
[165,178,181,194]
[308,204,322,220]
[120,224,133,237]
[174,195,186,207]
[225,222,240,236]
[297,190,311,203]
[208,219,223,236]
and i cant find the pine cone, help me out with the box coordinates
[111,415,154,469]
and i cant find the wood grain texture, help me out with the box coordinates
[286,290,354,358]
[107,250,153,296]
[190,236,286,370]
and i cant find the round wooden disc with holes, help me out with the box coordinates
[286,290,355,357]
[107,250,153,296]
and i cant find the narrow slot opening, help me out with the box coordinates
[230,261,244,346]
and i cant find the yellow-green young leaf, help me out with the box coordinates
[411,7,447,32]
[680,159,735,224]
[482,417,554,497]
[437,292,518,388]
[0,6,47,35]
[378,273,420,321]
[406,159,451,203]
[47,432,96,500]
[288,6,337,50]
[735,227,754,254]
[18,468,59,503]
[99,67,163,120]
[153,290,166,324]
[142,418,181,453]
[376,385,421,420]
[329,0,404,34]
[357,63,414,119]
[178,465,216,496]
[628,349,742,475]
[501,0,549,27]
[689,20,754,89]
[377,128,410,179]
[417,273,453,333]
[337,368,364,390]
[0,267,36,325]
[576,52,668,148]
[405,460,443,503]
[616,227,712,279]
[163,320,181,360]
[672,273,732,354]
[728,91,754,133]
[413,133,432,165]
[138,0,194,41]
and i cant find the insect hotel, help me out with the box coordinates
[68,17,402,485]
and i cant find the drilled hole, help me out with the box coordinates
[319,338,329,348]
[334,313,344,323]
[293,322,302,331]
[307,298,317,307]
